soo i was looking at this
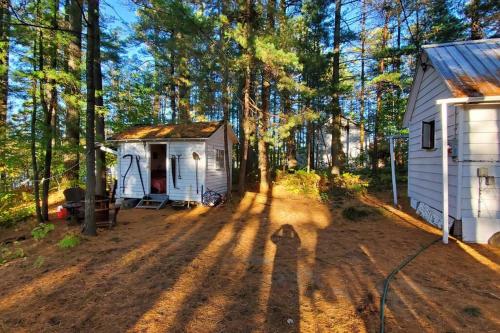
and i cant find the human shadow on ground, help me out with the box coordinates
[266,223,301,333]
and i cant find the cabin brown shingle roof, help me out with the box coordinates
[109,121,222,141]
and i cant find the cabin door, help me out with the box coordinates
[149,144,167,194]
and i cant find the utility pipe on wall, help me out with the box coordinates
[440,102,449,244]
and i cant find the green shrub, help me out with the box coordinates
[58,233,80,249]
[336,173,369,194]
[275,170,321,198]
[31,223,55,240]
[0,245,26,265]
[0,192,35,227]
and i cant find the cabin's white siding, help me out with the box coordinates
[205,126,232,195]
[117,142,150,199]
[407,66,456,219]
[167,141,206,202]
[460,105,500,243]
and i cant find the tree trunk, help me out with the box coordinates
[238,0,254,194]
[39,0,59,221]
[359,0,366,162]
[283,92,296,169]
[31,38,42,222]
[330,0,343,175]
[372,10,389,176]
[64,0,82,185]
[95,2,106,197]
[257,0,274,193]
[0,0,9,144]
[220,0,232,200]
[83,0,98,236]
[169,56,177,123]
[468,0,484,40]
[0,0,9,189]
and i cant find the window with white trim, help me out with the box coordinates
[215,149,225,170]
[421,120,435,149]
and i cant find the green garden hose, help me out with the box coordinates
[379,237,441,333]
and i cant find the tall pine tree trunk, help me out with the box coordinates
[0,0,9,189]
[372,9,389,176]
[238,0,254,194]
[169,54,177,122]
[31,37,42,222]
[220,0,232,199]
[64,0,82,185]
[359,0,366,162]
[258,0,274,193]
[95,2,106,197]
[83,0,98,236]
[330,0,343,175]
[39,0,59,221]
[468,0,484,40]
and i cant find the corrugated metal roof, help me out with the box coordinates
[109,121,222,141]
[423,39,500,97]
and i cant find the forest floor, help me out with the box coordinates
[0,186,499,333]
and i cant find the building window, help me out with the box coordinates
[422,120,435,149]
[215,149,225,170]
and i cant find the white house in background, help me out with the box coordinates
[315,116,363,168]
[108,122,238,204]
[403,39,500,244]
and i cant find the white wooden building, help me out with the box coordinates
[315,116,363,168]
[108,122,238,203]
[403,39,500,244]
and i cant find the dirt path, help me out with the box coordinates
[0,187,499,332]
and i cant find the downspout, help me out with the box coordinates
[440,102,449,244]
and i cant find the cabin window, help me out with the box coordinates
[421,120,435,149]
[215,149,225,170]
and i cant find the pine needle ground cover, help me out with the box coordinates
[0,187,498,332]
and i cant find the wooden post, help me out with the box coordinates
[389,137,397,206]
[441,103,449,244]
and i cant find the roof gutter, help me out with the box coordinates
[436,95,500,105]
[436,95,500,245]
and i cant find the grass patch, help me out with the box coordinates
[58,233,81,249]
[463,306,481,317]
[342,206,379,221]
[33,256,45,269]
[0,245,26,265]
[31,223,55,240]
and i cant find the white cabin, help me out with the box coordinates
[403,39,500,244]
[108,122,238,203]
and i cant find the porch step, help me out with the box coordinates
[135,194,169,210]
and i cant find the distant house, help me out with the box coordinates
[403,39,500,244]
[314,116,364,168]
[108,121,238,204]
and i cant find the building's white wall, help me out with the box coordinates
[167,141,206,202]
[460,105,500,243]
[316,119,362,168]
[205,126,232,195]
[407,66,457,219]
[117,142,150,199]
